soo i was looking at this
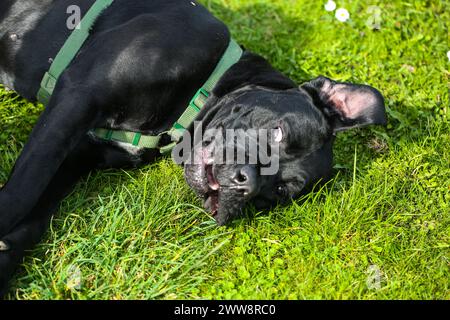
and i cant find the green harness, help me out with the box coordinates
[37,0,243,154]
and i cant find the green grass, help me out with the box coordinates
[1,0,449,299]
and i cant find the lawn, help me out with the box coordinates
[0,0,449,299]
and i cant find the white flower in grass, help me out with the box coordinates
[324,0,337,12]
[447,51,450,61]
[66,264,82,290]
[335,8,350,22]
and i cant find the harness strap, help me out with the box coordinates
[94,39,242,153]
[37,0,114,105]
[37,0,243,154]
[92,128,161,148]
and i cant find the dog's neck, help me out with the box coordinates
[212,51,297,99]
[187,51,297,134]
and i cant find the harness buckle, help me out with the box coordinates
[189,88,210,111]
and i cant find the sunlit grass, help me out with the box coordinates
[0,0,448,299]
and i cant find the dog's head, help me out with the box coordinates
[183,76,386,225]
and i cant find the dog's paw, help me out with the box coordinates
[0,245,17,297]
[0,240,10,252]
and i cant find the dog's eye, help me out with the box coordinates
[276,185,288,198]
[273,127,283,143]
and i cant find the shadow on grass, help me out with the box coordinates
[206,1,316,81]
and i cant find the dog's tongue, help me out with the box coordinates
[206,165,220,191]
[204,193,219,216]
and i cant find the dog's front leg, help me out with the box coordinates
[0,137,103,296]
[0,86,99,238]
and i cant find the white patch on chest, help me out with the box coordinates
[87,131,145,156]
[113,141,145,156]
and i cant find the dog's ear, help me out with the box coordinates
[301,76,387,132]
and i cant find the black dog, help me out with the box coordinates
[0,0,386,295]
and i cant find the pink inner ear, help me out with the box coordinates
[328,85,376,119]
[328,92,351,117]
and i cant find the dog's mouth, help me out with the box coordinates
[204,164,220,216]
[184,147,250,225]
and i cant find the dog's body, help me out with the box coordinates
[0,0,386,295]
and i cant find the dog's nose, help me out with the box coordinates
[232,165,259,198]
